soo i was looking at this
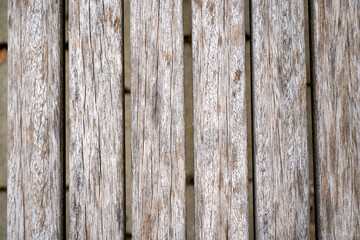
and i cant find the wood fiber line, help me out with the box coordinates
[310,1,360,239]
[192,0,249,239]
[69,0,125,238]
[130,0,186,239]
[251,0,310,238]
[7,0,65,239]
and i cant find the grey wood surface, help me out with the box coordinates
[69,0,125,238]
[192,1,249,239]
[310,1,360,239]
[7,0,65,239]
[251,0,310,239]
[130,0,186,239]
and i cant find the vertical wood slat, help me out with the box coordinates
[192,0,249,239]
[130,0,186,239]
[251,0,310,239]
[7,0,65,239]
[310,1,360,239]
[69,0,125,238]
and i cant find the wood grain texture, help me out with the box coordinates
[309,1,360,239]
[69,0,125,238]
[130,0,186,239]
[7,0,65,239]
[251,0,310,238]
[192,1,249,239]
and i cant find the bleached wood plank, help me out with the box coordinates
[69,0,125,238]
[310,1,360,239]
[130,0,186,239]
[7,0,65,239]
[192,0,249,239]
[251,0,310,238]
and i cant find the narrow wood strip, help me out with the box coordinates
[309,1,360,239]
[7,0,65,238]
[130,0,186,239]
[192,0,249,239]
[251,0,310,238]
[69,0,125,238]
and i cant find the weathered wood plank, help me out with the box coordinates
[192,1,249,239]
[130,0,186,239]
[251,0,310,238]
[7,0,65,239]
[69,0,125,238]
[309,1,360,239]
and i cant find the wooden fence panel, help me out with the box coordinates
[192,1,249,239]
[310,1,360,239]
[69,0,125,238]
[7,0,65,239]
[251,0,310,239]
[130,0,186,239]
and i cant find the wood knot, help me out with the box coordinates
[234,70,241,83]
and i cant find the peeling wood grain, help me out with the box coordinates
[309,1,360,239]
[7,0,65,239]
[69,0,125,238]
[130,0,186,239]
[192,0,249,239]
[251,0,310,238]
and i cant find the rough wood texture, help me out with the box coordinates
[69,0,125,238]
[130,0,186,239]
[192,1,249,239]
[310,1,360,239]
[7,0,65,239]
[251,0,310,238]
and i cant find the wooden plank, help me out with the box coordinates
[68,0,125,238]
[130,0,186,238]
[251,0,310,238]
[309,1,360,239]
[192,1,249,239]
[7,0,65,239]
